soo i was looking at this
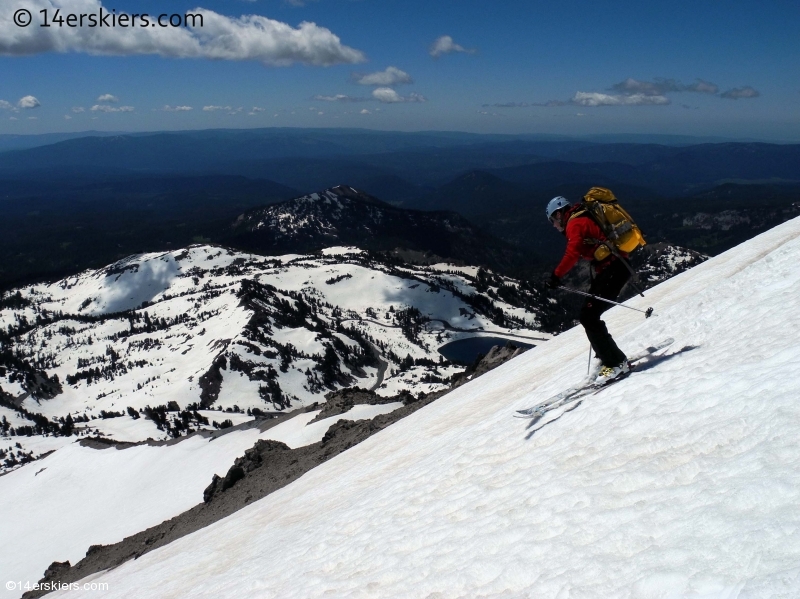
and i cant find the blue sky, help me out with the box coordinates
[1,0,798,140]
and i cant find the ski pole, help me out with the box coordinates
[558,286,654,318]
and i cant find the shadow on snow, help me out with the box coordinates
[524,345,700,441]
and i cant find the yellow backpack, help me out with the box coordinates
[570,187,647,261]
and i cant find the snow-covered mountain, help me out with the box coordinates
[16,216,800,598]
[631,242,708,289]
[227,185,528,271]
[0,244,551,472]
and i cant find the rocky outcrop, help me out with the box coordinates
[24,340,525,598]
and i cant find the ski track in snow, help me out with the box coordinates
[23,219,800,597]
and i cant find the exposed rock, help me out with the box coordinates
[308,387,399,423]
[198,354,227,409]
[24,336,525,598]
[450,342,528,388]
[41,561,70,581]
[203,440,287,503]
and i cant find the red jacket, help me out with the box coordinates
[554,210,624,278]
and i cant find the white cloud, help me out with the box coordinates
[97,94,119,103]
[91,104,135,112]
[372,88,427,103]
[360,109,370,114]
[430,35,475,58]
[72,106,85,113]
[159,105,193,112]
[612,78,719,96]
[721,86,760,99]
[483,102,531,108]
[203,105,260,114]
[27,116,38,120]
[313,94,367,102]
[371,88,402,103]
[484,100,569,107]
[64,115,72,120]
[570,92,670,106]
[17,96,41,109]
[689,80,720,94]
[0,0,366,67]
[0,95,42,111]
[9,116,18,121]
[534,77,758,108]
[353,66,413,86]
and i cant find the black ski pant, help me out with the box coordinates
[579,258,630,367]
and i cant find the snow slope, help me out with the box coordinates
[0,430,263,590]
[0,402,403,596]
[44,220,800,597]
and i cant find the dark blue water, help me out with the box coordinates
[438,336,534,365]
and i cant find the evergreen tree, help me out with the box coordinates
[60,413,74,437]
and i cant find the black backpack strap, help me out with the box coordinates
[584,239,644,297]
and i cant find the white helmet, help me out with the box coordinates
[546,196,571,220]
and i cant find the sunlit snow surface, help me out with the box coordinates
[0,244,548,465]
[42,220,800,597]
[0,243,550,596]
[0,403,403,595]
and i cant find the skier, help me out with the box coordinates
[545,196,631,383]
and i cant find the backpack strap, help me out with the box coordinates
[587,238,645,297]
[567,208,588,222]
[570,209,644,297]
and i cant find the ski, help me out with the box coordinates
[516,365,637,423]
[514,367,601,418]
[515,338,674,420]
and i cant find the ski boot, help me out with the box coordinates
[595,361,630,385]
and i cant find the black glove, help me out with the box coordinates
[546,272,561,289]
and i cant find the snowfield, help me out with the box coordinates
[34,219,800,597]
[0,430,264,588]
[0,402,404,595]
[0,245,549,467]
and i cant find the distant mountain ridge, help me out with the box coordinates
[227,185,532,272]
[1,129,797,195]
[0,128,797,289]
